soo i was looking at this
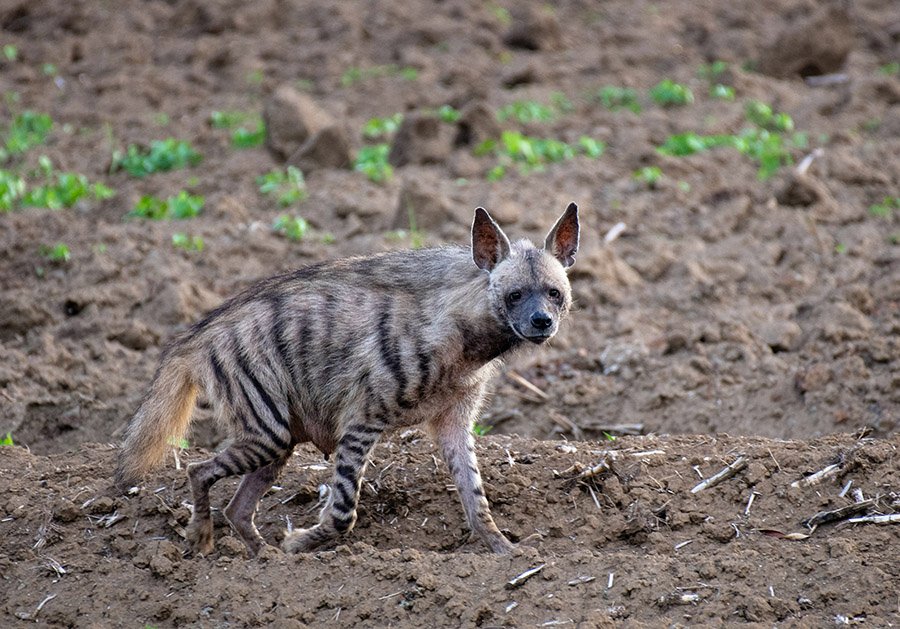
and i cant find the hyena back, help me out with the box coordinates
[116,203,579,556]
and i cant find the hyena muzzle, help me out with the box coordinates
[116,202,579,556]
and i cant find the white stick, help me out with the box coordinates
[839,480,853,498]
[604,222,627,244]
[607,572,614,589]
[847,514,900,525]
[691,457,748,494]
[507,564,546,588]
[790,463,840,489]
[795,148,823,176]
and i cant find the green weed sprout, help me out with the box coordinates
[129,191,204,220]
[341,65,418,87]
[698,60,728,81]
[231,119,266,149]
[870,196,899,218]
[594,86,641,113]
[273,214,309,241]
[477,131,604,179]
[0,170,26,210]
[39,243,71,263]
[472,422,492,437]
[650,79,694,106]
[362,113,404,139]
[633,166,663,188]
[172,232,204,252]
[113,138,202,177]
[2,45,17,62]
[1,111,53,161]
[354,144,393,183]
[0,432,13,446]
[497,100,556,123]
[709,84,735,100]
[257,166,307,206]
[744,100,794,132]
[436,105,461,123]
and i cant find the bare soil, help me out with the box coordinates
[1,0,898,626]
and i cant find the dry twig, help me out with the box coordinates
[691,456,748,494]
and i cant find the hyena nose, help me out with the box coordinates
[531,311,553,330]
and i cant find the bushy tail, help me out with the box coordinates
[115,357,198,490]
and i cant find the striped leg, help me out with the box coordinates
[186,439,283,555]
[223,450,293,556]
[283,425,383,553]
[429,403,514,554]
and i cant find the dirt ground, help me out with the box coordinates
[0,0,898,626]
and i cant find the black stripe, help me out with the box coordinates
[376,299,413,409]
[336,463,357,481]
[216,456,239,477]
[209,350,232,398]
[234,376,291,451]
[333,481,353,511]
[295,312,314,398]
[267,294,295,379]
[249,439,279,461]
[473,486,485,497]
[234,343,290,431]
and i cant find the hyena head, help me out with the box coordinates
[472,202,579,344]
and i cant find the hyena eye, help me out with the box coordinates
[507,290,522,305]
[548,288,561,299]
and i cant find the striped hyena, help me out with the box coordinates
[116,203,579,556]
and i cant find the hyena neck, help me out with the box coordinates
[456,311,521,365]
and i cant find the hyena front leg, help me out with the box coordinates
[283,424,384,553]
[428,401,514,554]
[223,450,293,556]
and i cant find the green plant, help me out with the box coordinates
[878,62,899,76]
[551,91,574,114]
[0,169,25,210]
[477,131,604,179]
[744,100,794,132]
[22,171,114,209]
[834,242,847,254]
[167,436,190,449]
[362,113,403,139]
[657,128,792,179]
[209,110,247,129]
[633,166,663,188]
[436,105,461,123]
[698,60,728,81]
[354,144,393,182]
[41,63,57,76]
[593,86,641,113]
[129,191,204,220]
[2,44,17,62]
[657,132,732,156]
[0,432,13,446]
[869,196,899,218]
[257,166,307,206]
[472,422,492,437]
[172,232,204,252]
[650,79,694,106]
[1,111,53,161]
[488,3,511,25]
[273,214,309,241]
[231,119,266,148]
[112,138,202,177]
[39,242,71,263]
[341,65,418,87]
[497,100,556,123]
[709,84,735,100]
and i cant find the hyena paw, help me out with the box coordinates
[282,526,332,553]
[186,518,215,555]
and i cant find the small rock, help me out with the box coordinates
[141,281,221,326]
[776,173,828,207]
[107,320,159,351]
[487,199,522,226]
[757,5,854,79]
[503,5,563,51]
[53,501,81,523]
[87,496,116,515]
[218,535,247,557]
[501,60,539,88]
[394,176,467,231]
[149,553,174,577]
[287,126,351,172]
[454,101,501,148]
[817,302,872,342]
[757,320,803,352]
[388,112,454,167]
[795,363,832,392]
[263,84,335,160]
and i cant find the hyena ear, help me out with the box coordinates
[471,207,512,272]
[544,202,579,268]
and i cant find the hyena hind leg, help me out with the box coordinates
[223,451,293,556]
[283,425,383,553]
[187,439,286,555]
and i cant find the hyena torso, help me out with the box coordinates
[117,203,579,556]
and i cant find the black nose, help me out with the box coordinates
[531,311,552,330]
